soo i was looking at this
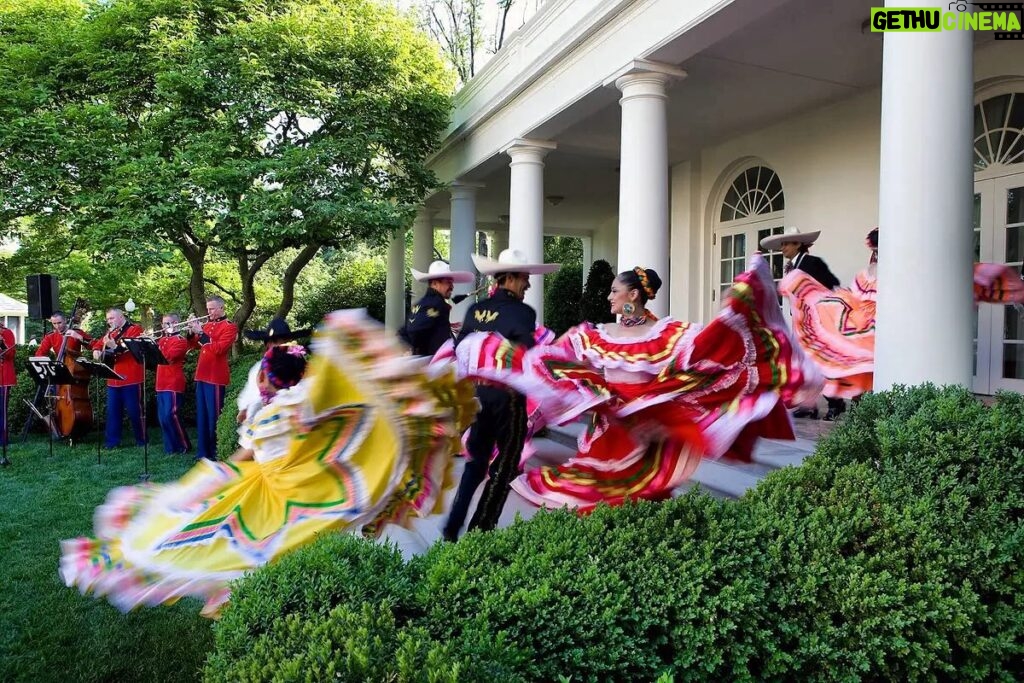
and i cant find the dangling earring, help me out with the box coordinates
[622,302,635,316]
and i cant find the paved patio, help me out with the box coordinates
[380,416,835,558]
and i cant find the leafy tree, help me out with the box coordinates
[0,0,453,335]
[416,0,483,84]
[292,247,390,327]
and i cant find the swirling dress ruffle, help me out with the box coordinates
[779,268,877,400]
[451,254,822,511]
[59,310,476,616]
[780,262,1024,399]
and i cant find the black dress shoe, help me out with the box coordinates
[792,407,819,419]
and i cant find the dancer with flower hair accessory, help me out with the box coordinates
[59,311,476,616]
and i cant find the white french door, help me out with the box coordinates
[713,221,785,309]
[973,172,1024,394]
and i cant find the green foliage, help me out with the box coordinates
[543,235,584,267]
[1,0,453,330]
[206,601,469,683]
[292,252,388,327]
[581,259,616,324]
[207,385,1024,681]
[207,533,418,677]
[543,262,583,335]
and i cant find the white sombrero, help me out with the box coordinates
[471,248,560,276]
[410,260,476,284]
[759,226,821,251]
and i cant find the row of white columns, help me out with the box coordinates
[384,60,683,330]
[389,3,974,394]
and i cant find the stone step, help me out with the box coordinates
[688,458,765,498]
[544,421,585,449]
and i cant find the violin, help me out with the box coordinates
[52,298,93,440]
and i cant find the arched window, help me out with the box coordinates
[974,92,1024,172]
[719,166,785,221]
[714,165,786,301]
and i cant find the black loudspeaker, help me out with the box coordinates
[26,274,59,319]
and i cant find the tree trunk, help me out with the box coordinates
[177,239,208,316]
[233,251,272,351]
[276,243,321,319]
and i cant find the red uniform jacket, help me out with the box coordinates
[36,330,92,358]
[189,318,237,386]
[91,322,144,387]
[0,327,16,387]
[156,334,189,393]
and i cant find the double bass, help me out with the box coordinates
[52,298,93,440]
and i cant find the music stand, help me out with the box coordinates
[123,337,167,482]
[75,358,123,466]
[24,357,76,461]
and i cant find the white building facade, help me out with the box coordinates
[386,0,1024,395]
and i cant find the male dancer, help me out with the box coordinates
[442,249,559,542]
[398,261,475,356]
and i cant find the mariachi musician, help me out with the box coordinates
[187,296,237,461]
[0,320,16,449]
[155,313,191,455]
[90,307,145,449]
[36,311,92,359]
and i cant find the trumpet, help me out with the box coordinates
[144,314,213,338]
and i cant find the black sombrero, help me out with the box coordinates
[243,317,312,343]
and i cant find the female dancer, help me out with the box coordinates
[60,311,476,616]
[452,254,821,512]
[779,228,1024,403]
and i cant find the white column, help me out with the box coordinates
[874,0,973,390]
[493,225,509,255]
[384,228,406,332]
[449,182,483,324]
[411,208,436,298]
[18,315,25,344]
[605,60,686,318]
[503,138,556,321]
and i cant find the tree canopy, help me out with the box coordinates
[0,0,454,331]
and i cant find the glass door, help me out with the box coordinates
[713,224,784,307]
[975,174,1024,394]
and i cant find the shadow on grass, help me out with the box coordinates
[0,430,213,683]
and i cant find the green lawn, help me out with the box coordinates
[0,431,214,682]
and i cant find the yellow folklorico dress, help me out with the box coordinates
[59,310,476,616]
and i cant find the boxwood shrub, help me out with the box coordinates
[205,385,1024,682]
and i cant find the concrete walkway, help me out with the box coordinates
[379,417,834,559]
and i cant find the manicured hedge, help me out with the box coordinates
[205,385,1024,682]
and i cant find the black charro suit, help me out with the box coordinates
[444,288,537,540]
[397,288,453,357]
[791,251,840,290]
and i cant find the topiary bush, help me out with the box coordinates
[205,385,1024,681]
[543,263,583,335]
[581,259,615,324]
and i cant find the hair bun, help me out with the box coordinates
[643,268,663,295]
